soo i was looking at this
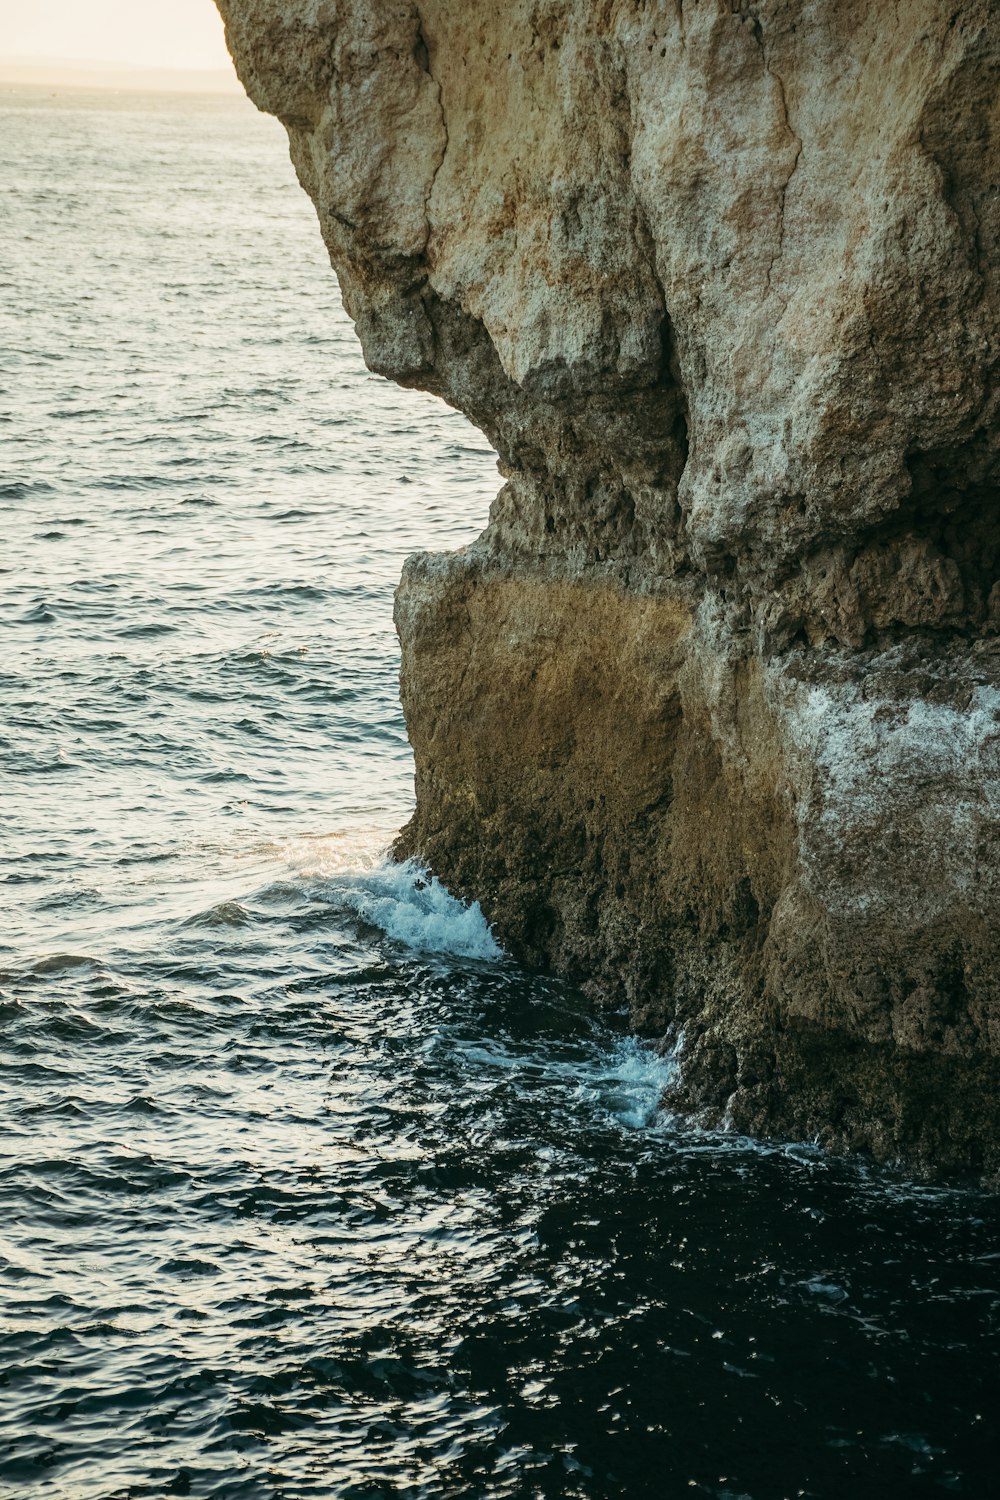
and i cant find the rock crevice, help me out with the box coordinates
[217,0,1000,1176]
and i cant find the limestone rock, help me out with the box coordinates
[216,0,1000,1177]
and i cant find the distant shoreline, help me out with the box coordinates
[0,57,244,96]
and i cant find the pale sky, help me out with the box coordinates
[0,0,233,71]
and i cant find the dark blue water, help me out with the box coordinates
[1,84,998,1500]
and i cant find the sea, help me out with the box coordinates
[1,84,998,1500]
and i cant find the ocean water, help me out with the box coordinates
[1,84,998,1500]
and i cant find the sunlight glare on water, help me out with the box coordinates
[1,83,998,1500]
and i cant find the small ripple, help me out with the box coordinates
[20,602,57,624]
[115,622,177,639]
[180,901,253,930]
[0,479,55,499]
[26,953,102,975]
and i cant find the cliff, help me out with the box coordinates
[216,0,1000,1177]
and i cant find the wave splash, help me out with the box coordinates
[581,1035,679,1129]
[275,836,504,960]
[337,858,504,960]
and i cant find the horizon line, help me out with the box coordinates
[0,54,245,96]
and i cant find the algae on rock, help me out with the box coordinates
[216,0,1000,1177]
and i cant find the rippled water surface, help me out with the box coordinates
[2,85,999,1500]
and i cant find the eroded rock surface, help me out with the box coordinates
[216,0,1000,1176]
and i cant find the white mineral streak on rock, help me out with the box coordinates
[772,672,1000,923]
[216,0,1000,1175]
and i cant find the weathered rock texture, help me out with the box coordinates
[217,0,1000,1177]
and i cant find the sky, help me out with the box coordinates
[0,0,234,73]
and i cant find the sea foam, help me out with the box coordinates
[278,834,504,960]
[578,1035,679,1129]
[337,859,503,960]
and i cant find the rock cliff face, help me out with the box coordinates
[216,0,1000,1176]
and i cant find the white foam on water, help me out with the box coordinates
[286,845,504,960]
[457,1034,676,1125]
[580,1035,680,1128]
[341,860,504,959]
[260,831,674,1123]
